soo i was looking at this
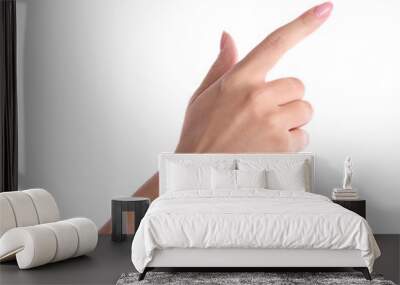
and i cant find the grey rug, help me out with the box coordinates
[116,272,396,285]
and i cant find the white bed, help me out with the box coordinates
[131,153,380,280]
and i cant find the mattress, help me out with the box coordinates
[131,190,380,273]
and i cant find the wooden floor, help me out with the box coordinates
[0,235,398,284]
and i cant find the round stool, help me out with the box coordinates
[111,197,150,242]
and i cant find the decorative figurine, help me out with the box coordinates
[342,156,353,190]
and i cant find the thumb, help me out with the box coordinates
[190,31,238,104]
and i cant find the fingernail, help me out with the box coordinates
[220,31,228,51]
[313,2,333,18]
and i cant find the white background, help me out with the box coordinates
[16,0,400,233]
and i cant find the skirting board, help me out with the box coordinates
[147,248,366,267]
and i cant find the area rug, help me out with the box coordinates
[116,272,396,285]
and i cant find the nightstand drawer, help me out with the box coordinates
[332,200,366,219]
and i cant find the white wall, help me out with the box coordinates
[17,0,400,233]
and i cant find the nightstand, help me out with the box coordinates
[111,197,150,242]
[332,199,366,219]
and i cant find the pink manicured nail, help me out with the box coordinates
[220,31,228,50]
[313,2,333,18]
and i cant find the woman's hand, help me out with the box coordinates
[176,2,333,153]
[99,2,333,234]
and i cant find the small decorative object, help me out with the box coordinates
[112,197,150,242]
[342,156,353,190]
[332,156,359,200]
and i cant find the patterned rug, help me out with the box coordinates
[116,272,396,285]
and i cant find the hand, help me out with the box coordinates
[100,2,333,234]
[176,2,333,153]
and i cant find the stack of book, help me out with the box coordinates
[332,188,359,200]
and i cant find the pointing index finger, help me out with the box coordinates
[236,2,333,81]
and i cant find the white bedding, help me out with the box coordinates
[131,190,380,273]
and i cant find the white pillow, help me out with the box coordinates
[267,168,306,191]
[237,159,309,191]
[211,169,268,190]
[236,169,267,189]
[211,168,236,190]
[167,163,211,191]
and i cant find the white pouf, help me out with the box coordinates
[0,189,98,269]
[0,218,98,269]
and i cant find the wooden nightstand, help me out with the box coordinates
[332,199,366,219]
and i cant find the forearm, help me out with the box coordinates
[98,173,159,234]
[131,172,159,201]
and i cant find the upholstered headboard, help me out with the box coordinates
[158,153,315,195]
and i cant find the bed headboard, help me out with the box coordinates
[158,153,315,195]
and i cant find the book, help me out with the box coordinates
[332,196,360,201]
[332,188,360,200]
[333,188,358,193]
[332,193,359,200]
[332,192,358,197]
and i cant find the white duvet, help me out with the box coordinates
[131,190,380,273]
